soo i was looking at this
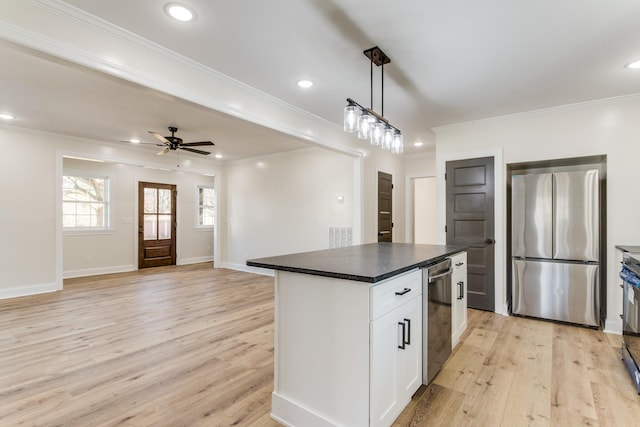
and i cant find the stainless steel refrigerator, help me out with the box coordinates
[511,170,600,327]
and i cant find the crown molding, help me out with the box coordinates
[4,0,360,157]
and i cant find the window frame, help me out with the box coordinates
[62,171,113,233]
[195,184,215,230]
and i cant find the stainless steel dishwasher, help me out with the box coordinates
[423,258,453,384]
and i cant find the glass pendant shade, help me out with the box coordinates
[357,112,375,139]
[382,127,393,150]
[343,105,359,132]
[370,122,385,145]
[392,131,403,154]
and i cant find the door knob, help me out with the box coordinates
[485,238,495,245]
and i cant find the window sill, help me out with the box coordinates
[64,228,116,236]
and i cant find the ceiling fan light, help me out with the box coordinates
[357,112,375,139]
[165,3,195,22]
[344,105,359,132]
[370,121,385,146]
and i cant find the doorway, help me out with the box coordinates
[377,171,393,242]
[446,157,495,311]
[138,181,177,268]
[412,177,438,244]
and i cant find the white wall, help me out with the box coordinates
[220,147,355,271]
[0,126,58,296]
[435,94,640,333]
[0,125,220,298]
[403,152,437,242]
[63,157,214,278]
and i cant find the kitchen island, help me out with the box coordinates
[247,243,465,427]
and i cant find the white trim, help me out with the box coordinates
[0,281,60,300]
[405,172,437,243]
[352,156,364,245]
[437,148,507,315]
[433,92,640,132]
[63,264,135,279]
[177,256,214,266]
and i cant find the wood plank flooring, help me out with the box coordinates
[1,264,639,426]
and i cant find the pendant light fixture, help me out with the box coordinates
[344,46,403,154]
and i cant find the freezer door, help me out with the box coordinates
[512,173,553,258]
[512,259,599,326]
[553,170,599,262]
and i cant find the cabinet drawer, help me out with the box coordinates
[370,269,422,320]
[450,252,467,275]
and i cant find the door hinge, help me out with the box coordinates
[392,184,394,190]
[445,225,448,233]
[444,173,447,180]
[392,222,394,228]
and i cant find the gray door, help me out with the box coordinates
[377,171,392,242]
[446,157,495,311]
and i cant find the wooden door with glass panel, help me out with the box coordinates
[138,182,176,268]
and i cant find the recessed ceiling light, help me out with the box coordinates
[129,138,141,144]
[414,141,424,147]
[215,154,223,159]
[0,113,15,120]
[297,80,313,88]
[165,3,196,22]
[626,59,640,69]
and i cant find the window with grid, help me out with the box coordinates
[62,175,109,229]
[197,186,215,227]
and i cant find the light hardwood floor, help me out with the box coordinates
[1,263,638,426]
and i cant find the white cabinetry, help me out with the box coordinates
[370,276,422,427]
[272,269,422,427]
[449,251,468,347]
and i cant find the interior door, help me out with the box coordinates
[138,181,177,268]
[446,157,495,311]
[378,171,393,242]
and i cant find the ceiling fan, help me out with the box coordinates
[148,126,214,156]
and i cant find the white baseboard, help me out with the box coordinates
[178,256,214,266]
[63,264,135,279]
[271,392,335,427]
[604,317,622,335]
[219,262,275,277]
[0,281,61,300]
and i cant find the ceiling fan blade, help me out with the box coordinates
[157,147,170,156]
[119,140,159,146]
[181,141,215,147]
[180,147,211,155]
[148,131,170,144]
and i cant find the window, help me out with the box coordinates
[197,186,215,227]
[62,175,109,229]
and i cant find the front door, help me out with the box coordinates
[446,157,495,311]
[138,181,177,268]
[377,171,393,242]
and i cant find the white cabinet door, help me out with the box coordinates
[370,296,422,427]
[450,252,468,347]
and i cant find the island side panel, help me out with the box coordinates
[272,270,371,427]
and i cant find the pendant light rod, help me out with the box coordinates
[344,46,403,154]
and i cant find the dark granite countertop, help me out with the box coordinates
[616,245,640,253]
[246,243,466,283]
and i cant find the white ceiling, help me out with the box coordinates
[3,0,640,159]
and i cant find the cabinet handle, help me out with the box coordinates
[398,322,406,349]
[457,281,464,300]
[404,318,411,346]
[455,262,464,267]
[395,287,411,296]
